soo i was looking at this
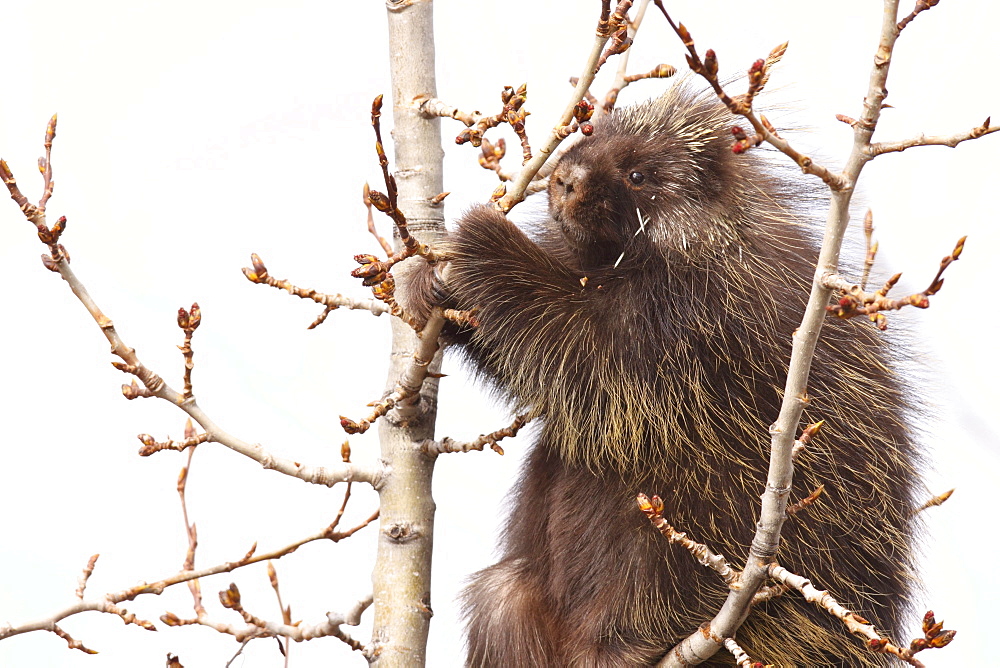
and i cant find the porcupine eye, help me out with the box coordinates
[628,170,645,186]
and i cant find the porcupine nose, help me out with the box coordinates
[550,162,588,212]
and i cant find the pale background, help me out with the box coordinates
[1,1,997,666]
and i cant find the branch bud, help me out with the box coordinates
[219,583,241,609]
[704,49,719,78]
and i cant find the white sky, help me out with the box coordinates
[1,1,998,666]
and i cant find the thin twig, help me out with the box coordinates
[423,413,530,456]
[868,118,999,156]
[244,253,390,321]
[637,494,739,587]
[0,510,380,647]
[340,310,446,433]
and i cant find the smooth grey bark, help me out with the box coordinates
[369,0,446,665]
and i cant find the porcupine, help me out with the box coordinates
[401,83,920,666]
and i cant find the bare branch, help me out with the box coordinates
[656,1,952,663]
[0,510,379,648]
[860,209,877,292]
[768,564,955,666]
[423,413,530,456]
[244,252,390,320]
[163,592,375,650]
[823,236,965,330]
[868,118,999,157]
[599,0,655,114]
[74,554,100,600]
[785,484,825,516]
[652,3,847,188]
[722,637,757,668]
[416,95,479,126]
[341,311,445,434]
[897,0,941,31]
[637,494,739,587]
[177,441,204,616]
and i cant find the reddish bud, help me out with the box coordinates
[340,416,362,434]
[161,612,182,626]
[250,253,268,280]
[188,302,201,329]
[868,638,889,650]
[748,58,765,85]
[930,629,956,648]
[41,253,60,272]
[636,493,652,512]
[367,189,391,212]
[677,23,692,45]
[651,495,665,514]
[704,49,719,77]
[219,583,241,609]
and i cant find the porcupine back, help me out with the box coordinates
[420,84,921,666]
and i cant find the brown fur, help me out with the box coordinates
[404,85,920,666]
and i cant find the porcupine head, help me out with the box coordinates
[548,83,755,273]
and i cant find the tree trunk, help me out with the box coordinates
[370,0,445,665]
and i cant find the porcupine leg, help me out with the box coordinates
[463,558,561,666]
[463,446,563,667]
[464,446,674,668]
